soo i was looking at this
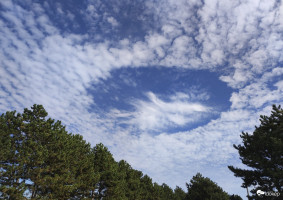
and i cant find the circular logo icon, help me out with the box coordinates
[257,190,265,197]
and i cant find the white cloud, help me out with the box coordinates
[275,80,283,91]
[147,0,283,87]
[106,105,260,197]
[1,1,283,199]
[229,67,283,109]
[127,92,212,131]
[107,16,119,27]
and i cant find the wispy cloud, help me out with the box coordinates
[127,92,212,131]
[230,67,283,109]
[1,0,283,198]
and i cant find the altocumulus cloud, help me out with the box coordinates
[1,0,283,198]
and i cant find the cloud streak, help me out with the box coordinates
[128,92,212,131]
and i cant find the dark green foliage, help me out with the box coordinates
[228,105,283,198]
[140,174,155,199]
[174,186,186,200]
[0,104,243,199]
[159,183,175,199]
[22,106,74,199]
[229,194,243,200]
[68,134,98,199]
[185,173,230,200]
[0,105,96,199]
[118,160,144,199]
[152,182,163,199]
[0,111,27,199]
[92,143,126,199]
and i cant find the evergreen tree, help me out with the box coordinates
[140,175,155,200]
[0,105,97,199]
[21,105,76,199]
[174,186,186,200]
[118,160,144,200]
[152,182,163,200]
[229,194,243,200]
[160,183,174,200]
[67,134,98,199]
[2,104,245,200]
[0,111,27,199]
[228,105,283,199]
[92,143,125,199]
[185,173,229,200]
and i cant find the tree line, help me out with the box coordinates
[1,104,282,199]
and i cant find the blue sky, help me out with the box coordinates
[1,0,283,198]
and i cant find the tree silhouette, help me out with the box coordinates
[1,104,244,199]
[228,105,283,199]
[185,173,230,200]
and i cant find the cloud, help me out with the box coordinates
[1,1,283,199]
[107,16,119,27]
[146,0,283,87]
[105,90,212,132]
[229,67,283,109]
[275,80,283,91]
[106,105,258,195]
[127,92,212,131]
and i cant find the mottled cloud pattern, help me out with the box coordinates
[1,0,283,198]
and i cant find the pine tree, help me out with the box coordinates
[229,194,243,200]
[92,143,125,199]
[21,105,75,199]
[1,105,98,199]
[228,105,283,198]
[118,160,144,200]
[152,182,163,200]
[160,183,174,199]
[185,173,229,200]
[140,174,154,200]
[2,104,245,199]
[68,134,99,199]
[173,186,186,200]
[0,111,27,199]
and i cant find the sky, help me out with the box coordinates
[1,0,283,198]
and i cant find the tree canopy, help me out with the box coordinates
[228,105,283,199]
[1,104,243,199]
[185,173,230,200]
